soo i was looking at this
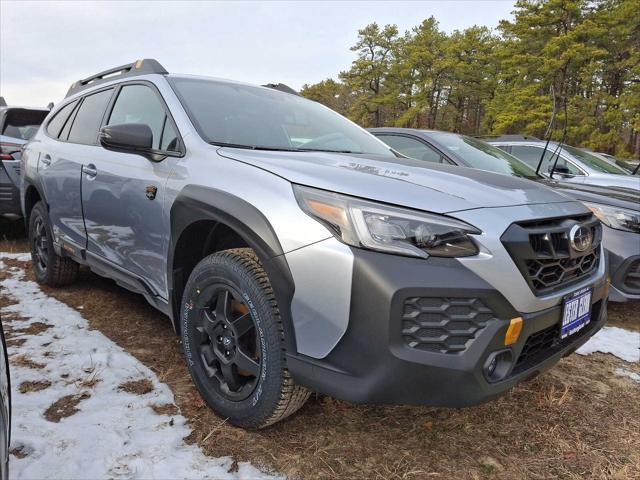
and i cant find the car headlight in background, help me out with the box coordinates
[585,202,640,234]
[293,185,481,258]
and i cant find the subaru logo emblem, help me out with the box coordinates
[569,224,593,253]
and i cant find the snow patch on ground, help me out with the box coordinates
[615,368,640,383]
[576,326,639,363]
[0,252,31,262]
[0,255,279,480]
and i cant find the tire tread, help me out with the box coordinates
[220,248,310,428]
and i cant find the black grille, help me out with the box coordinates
[511,300,602,376]
[624,259,640,292]
[501,214,602,295]
[402,297,495,354]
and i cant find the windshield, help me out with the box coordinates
[425,132,540,179]
[168,77,394,156]
[562,145,629,175]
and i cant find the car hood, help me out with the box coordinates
[541,180,640,210]
[217,148,577,213]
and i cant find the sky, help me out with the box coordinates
[0,0,515,107]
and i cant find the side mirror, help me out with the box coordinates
[549,164,571,177]
[99,123,153,153]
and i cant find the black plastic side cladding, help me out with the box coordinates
[168,185,297,351]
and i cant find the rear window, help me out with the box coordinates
[2,108,49,140]
[46,101,78,139]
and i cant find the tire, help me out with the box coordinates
[28,201,79,286]
[181,248,310,429]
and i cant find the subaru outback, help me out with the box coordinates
[21,60,608,429]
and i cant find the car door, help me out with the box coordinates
[38,90,114,249]
[375,134,448,164]
[81,82,183,298]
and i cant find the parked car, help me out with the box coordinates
[0,98,50,217]
[371,128,640,302]
[22,59,608,429]
[585,150,639,175]
[481,135,639,190]
[0,321,10,480]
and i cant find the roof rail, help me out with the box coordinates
[262,83,299,96]
[474,134,541,142]
[65,59,168,98]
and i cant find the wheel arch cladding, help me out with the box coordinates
[23,181,44,225]
[169,185,297,351]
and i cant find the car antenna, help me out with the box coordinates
[536,85,557,176]
[548,96,569,179]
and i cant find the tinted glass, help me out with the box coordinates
[510,145,583,175]
[108,85,168,150]
[563,145,629,175]
[426,133,540,179]
[169,77,394,156]
[160,118,179,151]
[377,135,443,163]
[2,108,49,140]
[67,89,113,145]
[46,101,77,138]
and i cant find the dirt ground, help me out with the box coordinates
[1,217,639,479]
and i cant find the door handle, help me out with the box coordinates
[83,163,97,178]
[41,154,51,166]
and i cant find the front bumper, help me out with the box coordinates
[0,160,21,216]
[288,248,608,406]
[603,226,640,302]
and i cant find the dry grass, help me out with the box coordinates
[18,380,52,393]
[43,392,91,423]
[151,403,180,416]
[118,378,154,395]
[15,321,51,336]
[1,241,639,479]
[10,354,45,370]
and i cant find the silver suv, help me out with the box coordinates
[485,135,639,190]
[21,60,608,429]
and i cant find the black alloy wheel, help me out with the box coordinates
[31,215,49,276]
[194,284,261,401]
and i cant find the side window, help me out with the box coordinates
[510,145,584,175]
[108,84,177,151]
[160,118,179,152]
[67,89,113,145]
[509,145,547,168]
[377,135,444,163]
[46,101,77,139]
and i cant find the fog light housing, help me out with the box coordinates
[484,349,513,382]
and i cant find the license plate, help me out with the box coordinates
[560,287,592,339]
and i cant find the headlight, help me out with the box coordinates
[293,185,481,258]
[585,202,640,233]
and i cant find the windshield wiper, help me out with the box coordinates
[210,142,361,154]
[295,148,360,154]
[210,141,299,152]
